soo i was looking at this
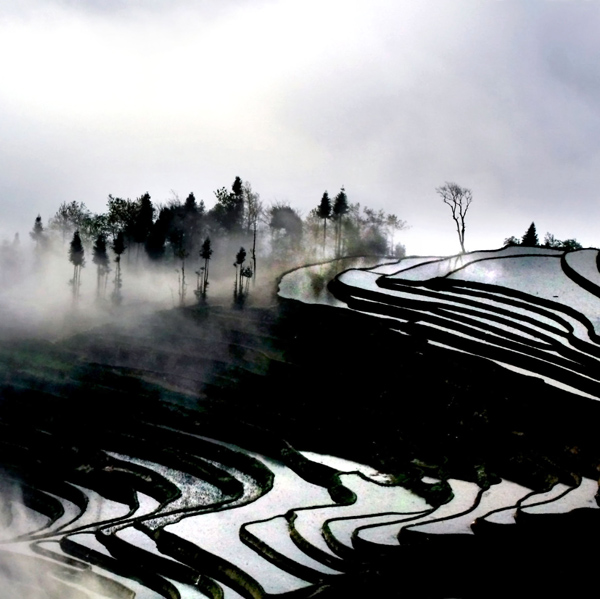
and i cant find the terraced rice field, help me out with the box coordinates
[1,247,599,597]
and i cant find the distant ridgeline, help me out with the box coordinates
[0,246,600,598]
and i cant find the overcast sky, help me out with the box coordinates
[1,0,599,255]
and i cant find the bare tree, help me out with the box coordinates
[243,182,262,284]
[436,182,472,253]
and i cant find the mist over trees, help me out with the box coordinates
[233,246,247,300]
[49,201,92,243]
[111,231,126,305]
[195,237,212,300]
[316,192,331,257]
[68,231,84,302]
[244,182,261,285]
[92,234,109,299]
[14,176,409,308]
[268,203,303,261]
[332,187,349,258]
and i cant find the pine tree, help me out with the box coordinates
[145,206,172,260]
[232,176,244,198]
[210,177,245,233]
[111,231,126,305]
[521,222,539,247]
[69,231,85,301]
[30,215,45,249]
[234,247,246,297]
[332,187,349,258]
[241,266,253,294]
[132,193,154,248]
[317,191,332,256]
[92,234,110,298]
[197,237,213,298]
[182,192,201,255]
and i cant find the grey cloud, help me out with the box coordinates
[2,0,600,253]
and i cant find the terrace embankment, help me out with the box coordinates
[0,292,599,597]
[2,296,598,492]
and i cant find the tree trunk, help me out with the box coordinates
[252,222,257,286]
[180,259,186,306]
[72,265,78,301]
[204,258,209,294]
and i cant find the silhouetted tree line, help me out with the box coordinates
[26,177,408,305]
[504,222,582,251]
[309,187,407,259]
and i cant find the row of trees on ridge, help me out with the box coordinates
[26,177,407,306]
[504,222,582,250]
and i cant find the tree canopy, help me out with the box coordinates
[69,231,85,267]
[27,176,411,307]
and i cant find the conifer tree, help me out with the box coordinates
[234,247,246,297]
[317,191,332,256]
[521,222,539,247]
[145,206,172,260]
[332,187,348,257]
[69,231,85,301]
[92,233,110,298]
[30,215,46,249]
[111,231,126,305]
[132,193,154,250]
[182,192,201,254]
[197,237,213,298]
[241,266,253,294]
[210,178,245,233]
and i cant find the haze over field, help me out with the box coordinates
[1,0,599,255]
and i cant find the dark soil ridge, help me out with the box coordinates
[0,292,599,597]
